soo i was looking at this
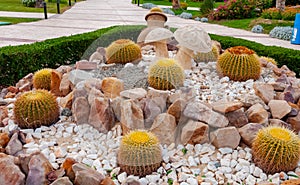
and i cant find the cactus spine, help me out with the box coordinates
[33,68,53,90]
[148,58,185,90]
[13,90,59,129]
[216,46,261,81]
[106,39,142,64]
[252,126,300,174]
[118,130,162,176]
[194,44,219,63]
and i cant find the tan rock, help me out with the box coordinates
[286,112,300,132]
[167,98,186,123]
[150,113,176,145]
[84,78,102,93]
[59,73,71,96]
[181,120,209,145]
[5,132,23,156]
[210,127,241,149]
[62,158,77,182]
[120,99,144,134]
[268,100,291,119]
[50,177,73,185]
[101,77,124,99]
[246,103,268,124]
[26,153,54,185]
[120,88,147,100]
[18,152,41,176]
[184,101,228,127]
[19,81,32,92]
[141,98,161,129]
[72,163,105,185]
[253,83,274,104]
[56,65,72,74]
[0,132,9,148]
[211,100,243,114]
[50,70,62,96]
[59,91,73,109]
[269,119,291,129]
[87,87,104,105]
[7,86,18,93]
[88,97,115,133]
[0,106,8,125]
[281,179,300,185]
[0,153,25,185]
[226,108,248,128]
[76,61,97,70]
[238,123,264,146]
[147,87,169,112]
[168,87,196,103]
[72,97,90,124]
[100,177,115,185]
[111,97,123,122]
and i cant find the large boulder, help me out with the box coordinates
[210,127,241,149]
[0,153,25,185]
[181,120,209,145]
[268,100,291,119]
[238,123,264,146]
[246,103,268,124]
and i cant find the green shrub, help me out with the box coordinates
[261,7,300,21]
[22,0,36,7]
[200,0,214,16]
[1,25,300,86]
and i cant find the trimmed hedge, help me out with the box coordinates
[0,25,299,86]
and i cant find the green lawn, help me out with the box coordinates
[0,0,76,13]
[210,18,294,34]
[140,0,224,8]
[0,17,41,24]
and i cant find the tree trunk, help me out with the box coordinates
[276,0,286,11]
[172,0,181,10]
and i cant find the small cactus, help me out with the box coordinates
[33,68,53,90]
[106,39,142,64]
[118,130,162,176]
[148,58,185,90]
[13,90,59,129]
[216,46,261,81]
[252,126,300,174]
[194,44,219,63]
[260,56,277,66]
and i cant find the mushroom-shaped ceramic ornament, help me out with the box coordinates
[145,7,167,27]
[144,27,173,58]
[174,25,212,69]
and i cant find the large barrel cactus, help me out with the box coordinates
[106,39,142,64]
[14,90,60,129]
[216,46,261,81]
[118,130,162,176]
[148,58,185,90]
[252,126,300,174]
[33,68,53,90]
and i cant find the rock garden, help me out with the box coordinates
[0,7,300,185]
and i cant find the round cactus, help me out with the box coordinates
[216,46,261,81]
[118,130,162,176]
[33,68,53,90]
[106,39,142,64]
[252,126,300,174]
[194,44,219,63]
[14,90,59,129]
[148,58,185,90]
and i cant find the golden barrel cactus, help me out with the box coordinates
[148,58,185,90]
[194,44,219,63]
[260,56,277,66]
[216,46,261,81]
[252,126,300,174]
[106,39,142,64]
[118,130,162,176]
[13,90,59,129]
[33,68,53,90]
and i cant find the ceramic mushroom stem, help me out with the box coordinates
[174,46,194,70]
[145,27,173,59]
[153,40,169,58]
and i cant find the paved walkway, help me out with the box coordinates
[0,11,55,19]
[0,0,299,50]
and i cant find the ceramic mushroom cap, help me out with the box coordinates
[174,25,212,53]
[144,27,173,44]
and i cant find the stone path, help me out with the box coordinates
[0,0,299,50]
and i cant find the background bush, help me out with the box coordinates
[261,7,300,20]
[0,25,299,86]
[200,0,214,16]
[22,0,36,7]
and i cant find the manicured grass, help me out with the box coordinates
[210,18,294,34]
[139,0,224,8]
[0,17,41,24]
[0,0,77,13]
